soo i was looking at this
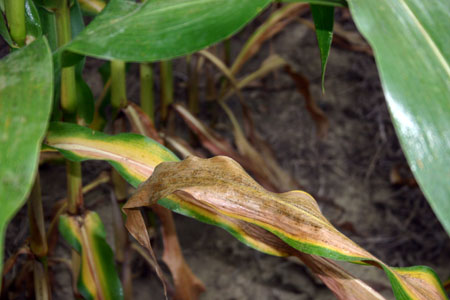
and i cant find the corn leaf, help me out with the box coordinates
[122,101,206,299]
[59,211,123,300]
[281,0,347,7]
[310,4,334,91]
[0,11,14,47]
[347,0,450,236]
[62,0,271,62]
[132,156,448,300]
[45,123,448,299]
[0,38,53,276]
[24,0,43,42]
[294,252,386,300]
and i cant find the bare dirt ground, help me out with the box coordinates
[3,7,450,300]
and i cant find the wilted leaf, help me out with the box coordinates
[230,3,309,75]
[122,102,205,299]
[0,37,53,276]
[123,102,162,143]
[223,55,329,137]
[347,0,450,237]
[197,51,302,191]
[135,156,448,300]
[294,252,386,300]
[59,211,123,300]
[173,104,242,161]
[174,103,298,192]
[223,55,289,101]
[152,205,206,300]
[46,123,448,299]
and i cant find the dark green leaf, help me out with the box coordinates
[70,0,84,38]
[0,37,53,274]
[310,4,334,91]
[63,0,271,61]
[72,0,94,124]
[36,5,57,51]
[75,72,94,124]
[348,0,450,235]
[25,0,42,40]
[0,10,14,47]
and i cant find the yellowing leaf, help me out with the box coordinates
[46,123,448,300]
[132,156,448,300]
[59,211,123,300]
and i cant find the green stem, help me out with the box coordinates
[140,63,154,121]
[5,0,26,47]
[29,174,50,299]
[55,0,77,116]
[111,60,127,112]
[33,260,50,300]
[55,0,83,213]
[110,60,129,202]
[160,60,174,121]
[66,160,83,214]
[28,174,48,258]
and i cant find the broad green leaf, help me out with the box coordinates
[310,4,334,91]
[45,123,448,300]
[59,211,123,300]
[62,0,271,62]
[281,0,347,7]
[347,0,450,235]
[0,37,53,274]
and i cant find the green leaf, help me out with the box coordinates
[347,0,450,236]
[25,0,42,40]
[72,0,94,125]
[0,37,53,274]
[62,0,271,61]
[310,4,334,91]
[280,0,347,7]
[0,10,14,47]
[59,211,123,300]
[36,5,57,51]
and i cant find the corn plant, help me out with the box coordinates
[0,0,449,299]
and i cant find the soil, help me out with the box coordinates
[3,7,450,300]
